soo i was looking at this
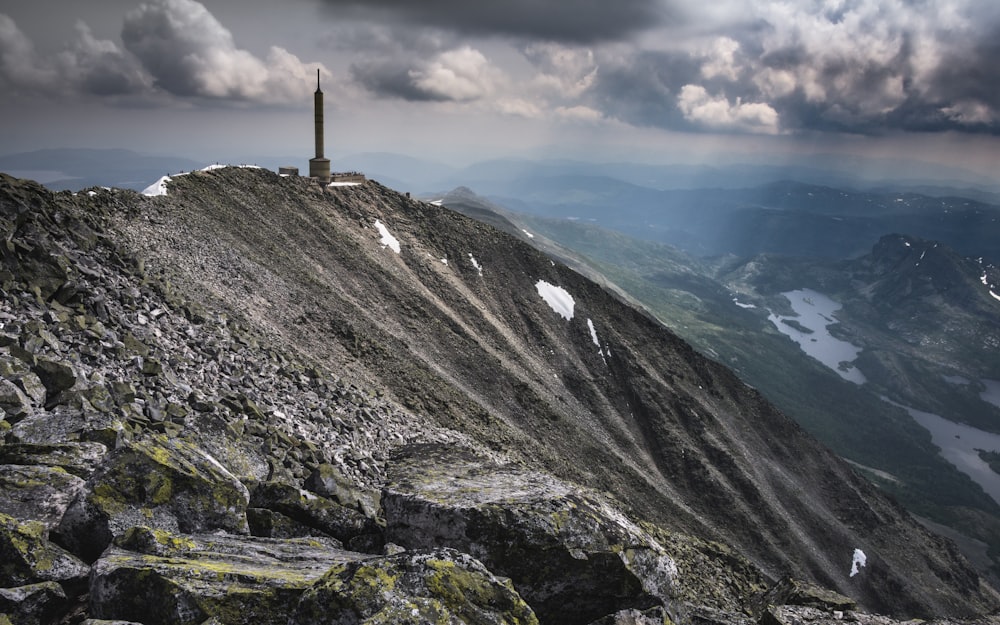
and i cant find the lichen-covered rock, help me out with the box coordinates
[0,464,85,528]
[0,378,33,420]
[382,444,677,625]
[291,547,539,625]
[0,512,90,587]
[305,463,381,519]
[248,480,380,549]
[247,507,338,541]
[89,527,364,625]
[0,441,109,479]
[760,578,857,613]
[9,405,129,450]
[0,581,70,625]
[56,434,250,561]
[639,524,767,616]
[586,606,676,625]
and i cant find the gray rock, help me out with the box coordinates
[0,581,69,625]
[304,462,381,519]
[382,443,677,625]
[32,356,78,397]
[0,512,90,587]
[246,507,338,541]
[0,441,109,479]
[56,433,250,561]
[90,527,363,625]
[291,547,539,625]
[0,464,85,528]
[9,405,129,449]
[760,578,857,613]
[0,378,31,419]
[249,480,379,547]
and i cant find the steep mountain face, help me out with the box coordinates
[0,169,997,623]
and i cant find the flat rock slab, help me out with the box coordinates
[382,443,678,625]
[90,528,363,625]
[0,464,85,529]
[0,441,109,479]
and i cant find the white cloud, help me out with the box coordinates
[677,84,780,134]
[699,37,741,81]
[121,0,325,103]
[496,97,544,118]
[409,46,500,102]
[555,105,604,122]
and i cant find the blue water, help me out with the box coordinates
[768,289,867,384]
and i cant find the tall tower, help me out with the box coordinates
[309,69,331,183]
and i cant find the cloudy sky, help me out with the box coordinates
[1,0,998,180]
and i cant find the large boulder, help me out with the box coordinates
[0,582,70,625]
[248,480,380,549]
[0,512,90,587]
[0,441,109,479]
[382,444,678,625]
[304,463,381,519]
[9,405,129,450]
[291,548,539,625]
[56,434,250,561]
[0,464,85,528]
[89,527,364,625]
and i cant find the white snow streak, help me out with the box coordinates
[587,318,601,348]
[468,253,483,275]
[142,175,172,196]
[375,220,401,254]
[850,549,867,577]
[536,280,574,320]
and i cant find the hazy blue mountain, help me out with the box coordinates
[0,148,203,191]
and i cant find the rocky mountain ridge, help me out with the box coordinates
[0,169,997,624]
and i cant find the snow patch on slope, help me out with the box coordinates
[375,220,401,254]
[536,281,574,320]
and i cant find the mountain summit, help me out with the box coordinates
[0,168,996,624]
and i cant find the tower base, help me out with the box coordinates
[309,158,330,183]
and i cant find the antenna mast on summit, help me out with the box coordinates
[309,68,331,183]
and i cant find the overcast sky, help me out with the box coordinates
[1,0,998,180]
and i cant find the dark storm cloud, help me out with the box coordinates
[316,0,667,43]
[0,14,146,97]
[0,0,324,105]
[584,50,700,129]
[350,61,447,102]
[572,1,1000,136]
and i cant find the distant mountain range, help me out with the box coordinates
[440,187,1000,584]
[5,147,1000,204]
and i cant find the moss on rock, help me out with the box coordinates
[0,512,89,587]
[90,529,360,625]
[56,433,250,561]
[292,548,538,625]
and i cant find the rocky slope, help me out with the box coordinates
[0,168,998,624]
